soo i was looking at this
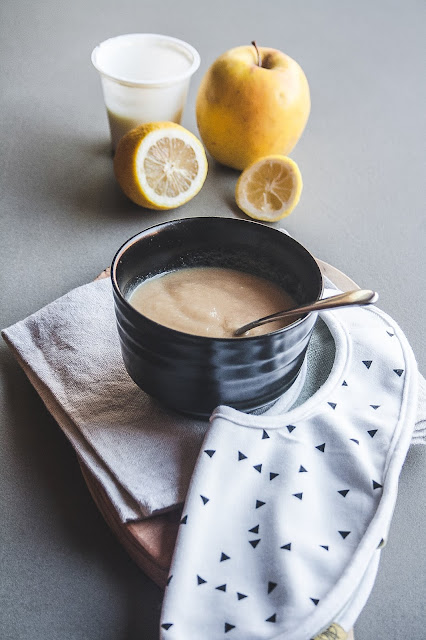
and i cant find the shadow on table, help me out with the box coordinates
[0,345,164,639]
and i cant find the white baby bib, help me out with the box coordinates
[160,298,418,639]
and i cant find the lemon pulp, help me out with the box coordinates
[142,137,199,198]
[235,155,302,222]
[113,122,208,210]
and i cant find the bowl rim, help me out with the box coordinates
[110,217,324,342]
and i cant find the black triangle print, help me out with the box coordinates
[224,623,236,633]
[204,449,216,457]
[320,545,329,551]
[216,584,227,592]
[249,539,261,548]
[269,472,279,481]
[268,581,277,594]
[372,480,383,490]
[363,360,372,369]
[328,402,337,410]
[237,592,248,600]
[350,438,360,444]
[166,574,173,586]
[197,575,207,585]
[255,500,265,509]
[249,524,259,534]
[280,543,292,551]
[161,623,173,630]
[338,489,350,497]
[316,443,326,452]
[293,492,303,500]
[253,464,262,473]
[299,465,307,473]
[310,598,320,606]
[238,451,247,461]
[386,330,394,337]
[393,369,404,377]
[286,424,296,433]
[368,429,378,438]
[262,429,270,440]
[370,405,380,410]
[220,552,230,562]
[180,514,188,525]
[200,495,209,505]
[339,531,351,539]
[266,614,277,623]
[342,380,348,386]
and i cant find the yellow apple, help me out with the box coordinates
[196,43,310,170]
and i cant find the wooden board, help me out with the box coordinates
[84,260,358,639]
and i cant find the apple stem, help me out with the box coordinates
[251,41,262,67]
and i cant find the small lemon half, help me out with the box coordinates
[113,122,208,210]
[235,155,302,222]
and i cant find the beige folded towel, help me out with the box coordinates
[3,276,425,522]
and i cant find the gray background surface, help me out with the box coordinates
[1,0,425,638]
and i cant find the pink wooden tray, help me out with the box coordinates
[82,260,358,639]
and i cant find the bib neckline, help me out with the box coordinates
[211,308,349,428]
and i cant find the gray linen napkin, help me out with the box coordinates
[2,278,210,521]
[2,276,425,522]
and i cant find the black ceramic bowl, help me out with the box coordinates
[111,217,323,418]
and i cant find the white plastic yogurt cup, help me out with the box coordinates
[91,33,200,150]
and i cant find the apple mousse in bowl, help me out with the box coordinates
[128,266,298,338]
[111,217,323,418]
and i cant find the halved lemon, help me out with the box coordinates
[235,155,302,222]
[113,122,208,210]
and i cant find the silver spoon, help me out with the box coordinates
[234,289,379,337]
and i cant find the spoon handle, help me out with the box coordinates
[234,289,379,336]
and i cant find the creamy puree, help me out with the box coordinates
[128,267,297,338]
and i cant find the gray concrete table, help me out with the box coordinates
[1,1,424,638]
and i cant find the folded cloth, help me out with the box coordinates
[2,277,209,521]
[2,276,425,523]
[413,373,426,445]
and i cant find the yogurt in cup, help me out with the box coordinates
[91,33,200,150]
